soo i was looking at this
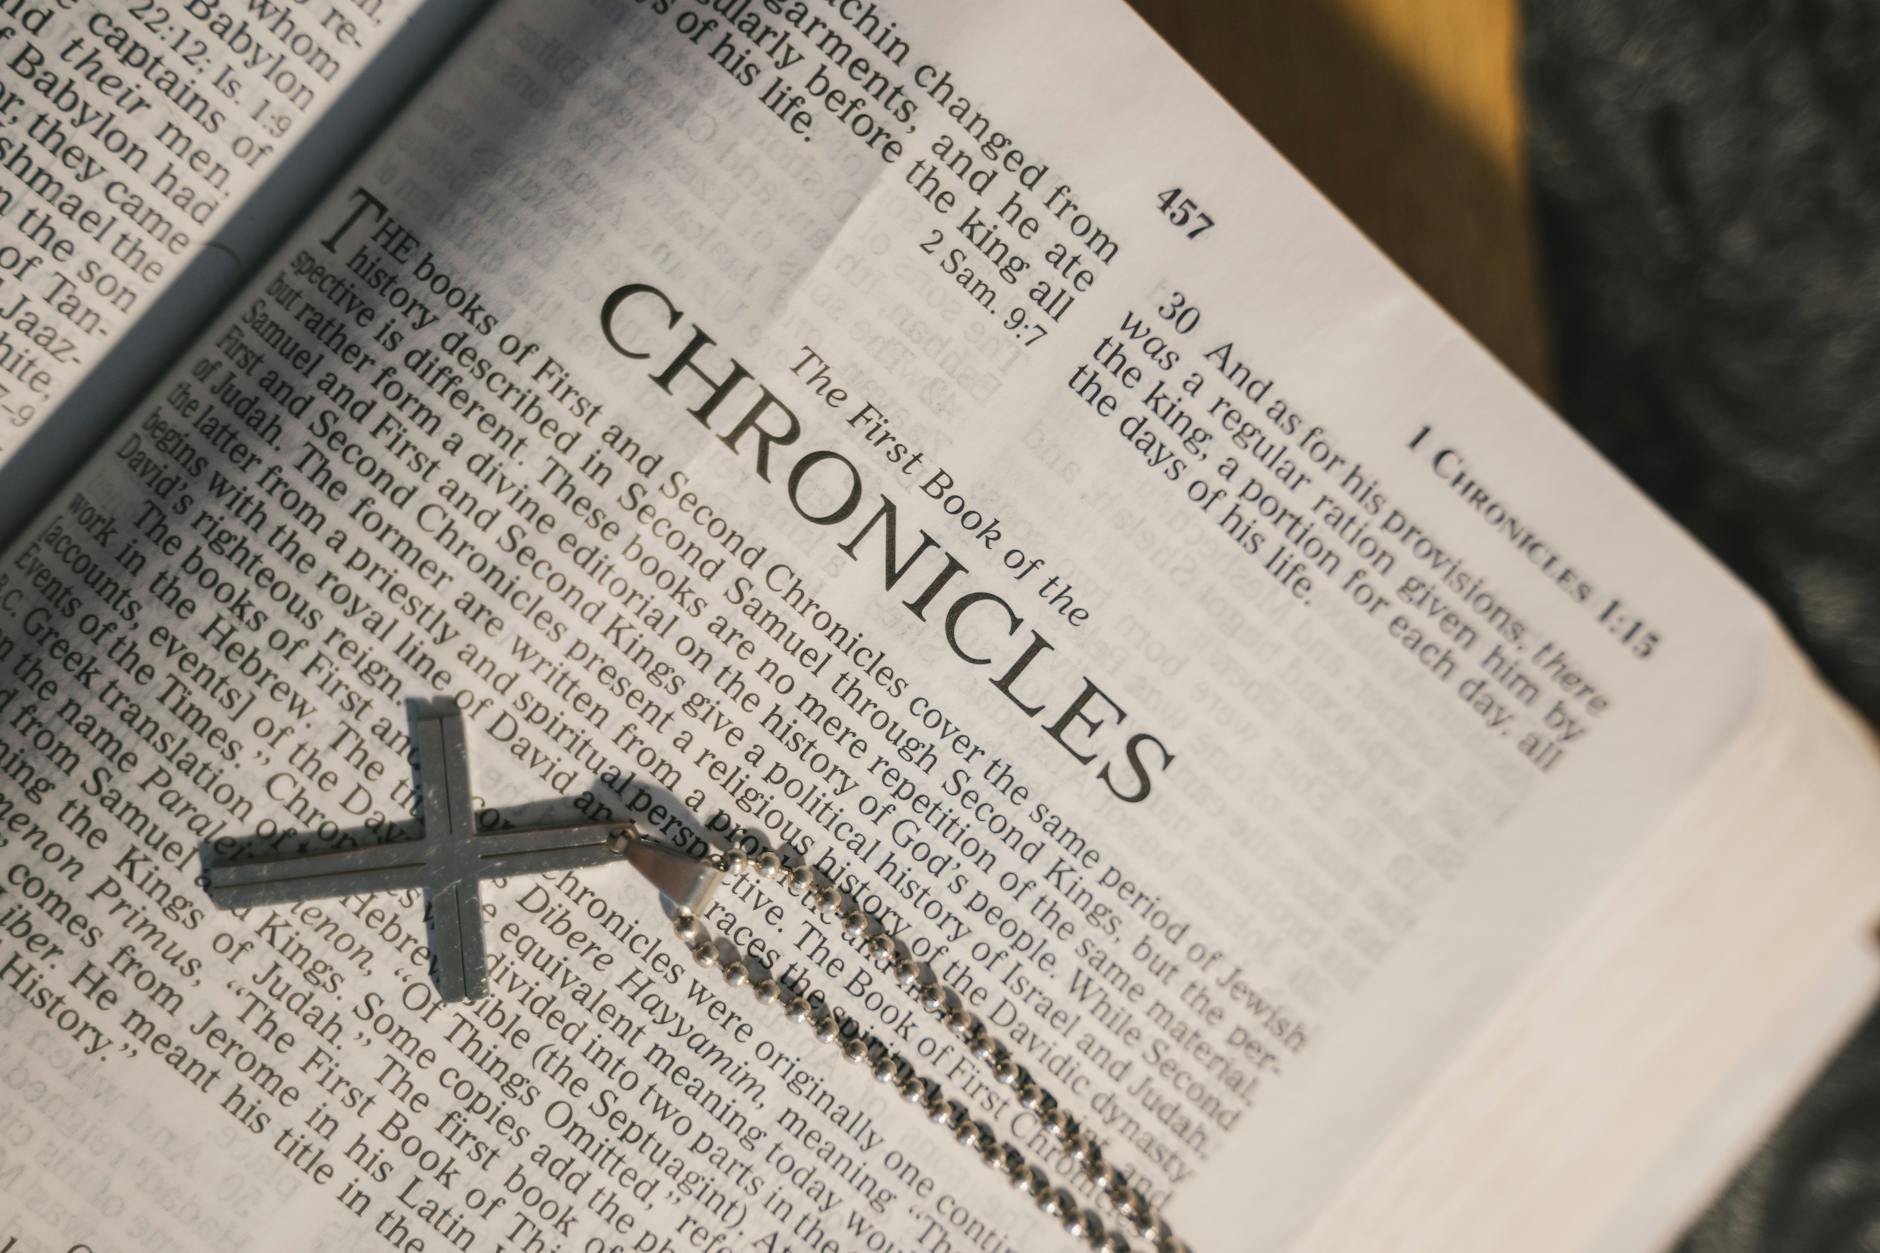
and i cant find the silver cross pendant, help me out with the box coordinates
[203,699,720,1001]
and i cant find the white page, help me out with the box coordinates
[0,2,1774,1250]
[0,0,432,461]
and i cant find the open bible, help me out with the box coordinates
[0,2,1875,1251]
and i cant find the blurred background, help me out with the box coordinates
[1124,1,1880,1249]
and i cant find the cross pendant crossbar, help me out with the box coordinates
[205,699,720,1001]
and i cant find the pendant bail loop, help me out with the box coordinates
[622,840,722,915]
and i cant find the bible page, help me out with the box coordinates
[0,2,1783,1251]
[0,0,436,461]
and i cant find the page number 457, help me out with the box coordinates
[1156,188,1215,239]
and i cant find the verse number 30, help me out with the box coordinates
[1156,187,1216,239]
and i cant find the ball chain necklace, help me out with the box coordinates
[205,702,1193,1253]
[641,828,1194,1253]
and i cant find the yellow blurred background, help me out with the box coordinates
[1126,0,1552,397]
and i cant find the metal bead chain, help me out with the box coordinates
[609,832,1191,1253]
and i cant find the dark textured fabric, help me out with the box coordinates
[1522,3,1880,1250]
[1524,0,1880,715]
